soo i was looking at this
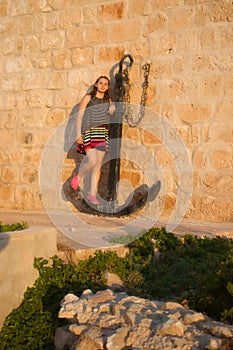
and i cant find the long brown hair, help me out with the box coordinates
[89,76,110,101]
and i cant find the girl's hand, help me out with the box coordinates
[76,135,83,144]
[108,103,116,115]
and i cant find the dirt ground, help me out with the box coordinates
[1,209,233,251]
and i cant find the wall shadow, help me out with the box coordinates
[0,233,9,252]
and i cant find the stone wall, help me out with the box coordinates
[0,0,232,222]
[0,226,57,329]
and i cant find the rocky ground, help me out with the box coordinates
[55,288,233,350]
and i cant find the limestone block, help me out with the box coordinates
[142,129,162,145]
[85,25,108,45]
[23,72,44,91]
[177,103,212,123]
[2,167,19,183]
[193,148,209,169]
[215,26,233,49]
[72,47,93,65]
[161,301,185,310]
[200,27,216,49]
[120,169,141,187]
[84,326,105,348]
[66,27,86,48]
[0,184,15,203]
[69,324,87,335]
[88,289,114,304]
[52,49,72,70]
[18,15,33,34]
[97,47,125,63]
[183,312,205,324]
[225,75,233,96]
[106,326,130,350]
[190,54,213,73]
[0,149,10,164]
[4,93,26,109]
[82,5,97,24]
[0,18,15,36]
[210,149,233,170]
[26,91,52,108]
[200,75,223,98]
[170,7,195,30]
[210,1,233,22]
[67,68,91,87]
[130,38,150,60]
[187,195,233,222]
[54,89,78,108]
[21,166,38,185]
[215,100,233,121]
[162,193,176,214]
[2,38,16,55]
[0,110,17,128]
[18,108,45,128]
[211,52,233,73]
[2,76,21,92]
[208,123,233,145]
[5,56,28,73]
[0,130,16,148]
[41,31,65,50]
[126,327,151,348]
[151,0,179,10]
[149,32,177,54]
[58,8,81,29]
[155,148,174,168]
[99,2,125,20]
[177,125,200,148]
[24,149,42,165]
[110,21,141,42]
[30,51,51,69]
[200,173,233,195]
[47,108,67,127]
[157,318,185,336]
[15,184,35,209]
[47,71,67,89]
[0,3,7,16]
[147,13,167,33]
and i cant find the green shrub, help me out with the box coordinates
[0,227,232,348]
[0,221,28,232]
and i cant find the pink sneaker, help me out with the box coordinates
[87,194,99,205]
[70,175,80,190]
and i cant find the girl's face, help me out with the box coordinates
[95,78,109,93]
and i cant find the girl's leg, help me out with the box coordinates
[78,149,96,179]
[71,148,95,190]
[89,149,105,196]
[71,148,105,197]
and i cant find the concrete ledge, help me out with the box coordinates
[0,226,57,329]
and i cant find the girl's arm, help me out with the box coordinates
[76,94,91,143]
[108,98,116,115]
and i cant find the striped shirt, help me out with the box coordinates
[81,96,110,133]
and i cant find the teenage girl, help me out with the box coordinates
[71,76,115,205]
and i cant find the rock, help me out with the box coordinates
[56,289,233,350]
[54,326,78,350]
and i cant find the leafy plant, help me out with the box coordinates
[0,221,28,232]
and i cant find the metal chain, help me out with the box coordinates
[114,56,150,127]
[124,63,151,127]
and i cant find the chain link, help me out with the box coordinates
[123,63,150,127]
[114,55,150,127]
